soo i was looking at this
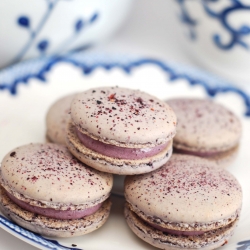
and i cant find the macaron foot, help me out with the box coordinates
[0,186,112,238]
[124,203,238,250]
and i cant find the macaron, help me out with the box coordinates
[46,93,75,144]
[0,143,113,237]
[66,86,177,175]
[167,98,241,167]
[124,154,242,250]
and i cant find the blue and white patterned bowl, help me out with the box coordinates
[171,0,250,86]
[0,0,132,69]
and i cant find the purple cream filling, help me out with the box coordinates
[148,222,205,236]
[7,192,102,220]
[76,128,169,160]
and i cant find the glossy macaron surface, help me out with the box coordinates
[125,154,242,225]
[0,143,113,208]
[70,86,177,147]
[167,98,241,153]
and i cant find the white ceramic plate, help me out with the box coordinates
[0,51,250,250]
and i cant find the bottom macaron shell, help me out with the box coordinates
[174,145,239,168]
[0,187,111,238]
[66,123,173,175]
[205,145,239,168]
[124,204,238,250]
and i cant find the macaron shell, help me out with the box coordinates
[0,187,111,237]
[175,145,239,168]
[125,154,242,226]
[167,98,241,152]
[1,143,113,208]
[46,93,75,144]
[71,86,177,147]
[124,203,238,250]
[66,123,173,175]
[204,145,239,168]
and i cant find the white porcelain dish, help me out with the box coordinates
[0,0,132,69]
[170,0,250,86]
[0,52,250,250]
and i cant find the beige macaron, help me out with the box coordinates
[46,93,75,144]
[167,98,241,167]
[66,86,177,175]
[0,143,113,237]
[124,154,242,249]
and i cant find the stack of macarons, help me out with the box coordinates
[0,86,243,248]
[0,86,177,238]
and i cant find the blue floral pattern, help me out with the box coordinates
[53,12,99,55]
[0,51,250,116]
[237,240,250,250]
[202,0,250,50]
[37,40,50,54]
[13,0,59,64]
[13,0,99,64]
[175,0,250,50]
[175,0,198,40]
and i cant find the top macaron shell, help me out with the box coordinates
[125,154,242,225]
[0,143,113,209]
[70,86,177,147]
[167,98,241,152]
[46,93,75,144]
